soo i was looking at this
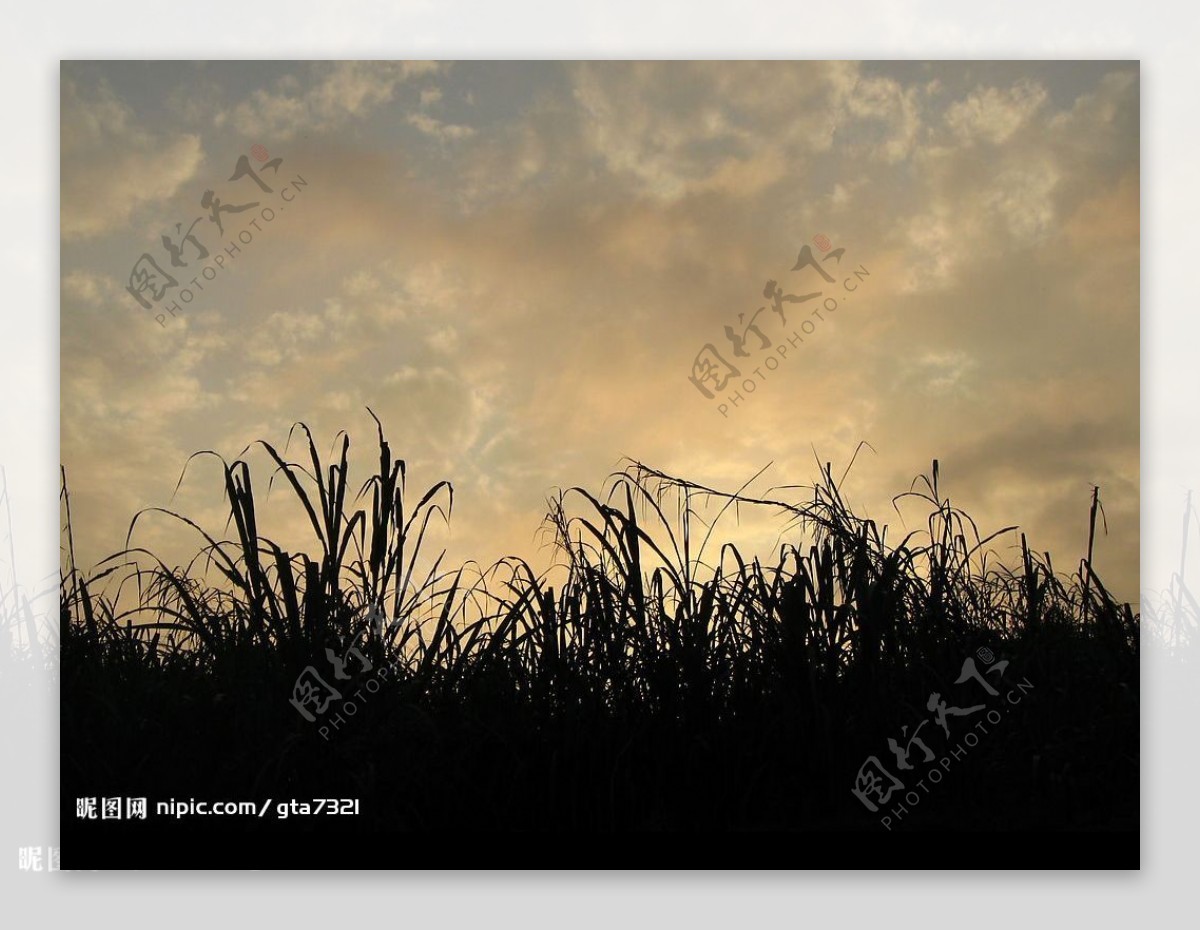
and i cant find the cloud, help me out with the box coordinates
[569,61,842,200]
[61,79,204,239]
[983,159,1062,240]
[891,68,1135,290]
[944,79,1048,145]
[407,111,476,141]
[220,61,442,140]
[59,62,1141,604]
[61,270,121,305]
[906,350,978,396]
[829,69,928,163]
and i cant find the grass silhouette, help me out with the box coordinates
[60,416,1138,835]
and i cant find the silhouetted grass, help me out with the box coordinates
[60,417,1138,833]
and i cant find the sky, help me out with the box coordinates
[59,60,1140,604]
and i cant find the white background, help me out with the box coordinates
[2,0,1194,925]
